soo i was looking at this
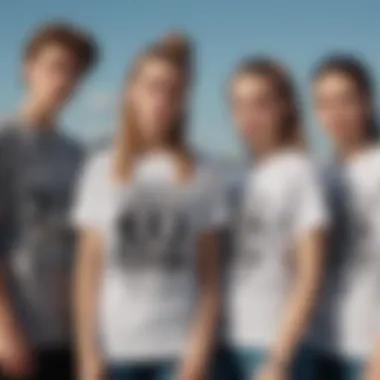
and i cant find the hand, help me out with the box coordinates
[78,352,105,380]
[256,361,289,380]
[0,328,34,378]
[178,354,207,380]
[363,365,380,380]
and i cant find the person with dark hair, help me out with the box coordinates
[72,32,226,380]
[0,21,98,379]
[215,57,329,379]
[306,54,380,380]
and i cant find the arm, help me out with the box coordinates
[74,227,105,380]
[267,229,325,368]
[179,230,222,380]
[71,154,107,380]
[364,341,380,380]
[259,163,329,380]
[0,269,34,377]
[0,133,34,377]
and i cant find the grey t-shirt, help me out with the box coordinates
[0,118,84,348]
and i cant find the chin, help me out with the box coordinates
[49,95,70,109]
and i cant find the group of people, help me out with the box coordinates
[0,20,379,380]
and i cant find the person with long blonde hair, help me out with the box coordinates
[216,57,329,380]
[72,32,226,380]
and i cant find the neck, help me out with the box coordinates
[144,140,185,157]
[337,136,370,162]
[253,139,286,164]
[20,97,59,131]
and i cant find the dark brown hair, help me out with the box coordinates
[24,22,99,74]
[313,54,379,140]
[233,56,304,147]
[114,31,194,182]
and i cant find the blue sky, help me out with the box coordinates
[0,0,379,158]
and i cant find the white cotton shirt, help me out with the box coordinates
[72,150,227,362]
[309,146,380,359]
[226,149,330,349]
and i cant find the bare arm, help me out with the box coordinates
[0,269,18,334]
[0,268,34,377]
[364,341,380,380]
[179,230,222,380]
[74,228,105,379]
[268,229,326,368]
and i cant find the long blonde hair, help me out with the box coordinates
[114,32,195,183]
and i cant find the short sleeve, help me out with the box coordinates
[0,133,16,254]
[71,153,109,230]
[292,163,330,238]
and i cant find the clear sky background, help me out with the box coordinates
[0,0,379,158]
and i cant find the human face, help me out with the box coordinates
[313,71,371,146]
[25,43,83,112]
[129,57,187,147]
[231,73,288,153]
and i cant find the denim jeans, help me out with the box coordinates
[108,361,177,380]
[295,345,365,380]
[213,344,322,380]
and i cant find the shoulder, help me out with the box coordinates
[195,158,246,208]
[0,119,25,165]
[271,151,319,184]
[82,149,113,178]
[84,147,112,169]
[74,149,114,200]
[195,158,229,190]
[57,132,85,161]
[365,144,380,166]
[0,117,22,147]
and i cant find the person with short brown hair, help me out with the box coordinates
[24,21,98,75]
[0,21,98,380]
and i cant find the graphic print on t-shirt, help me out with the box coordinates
[115,187,190,272]
[231,183,296,284]
[17,182,76,278]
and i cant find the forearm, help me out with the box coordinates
[0,271,22,336]
[74,241,102,360]
[364,340,380,380]
[181,229,222,378]
[75,278,99,358]
[185,291,220,365]
[270,276,320,365]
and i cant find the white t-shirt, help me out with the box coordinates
[310,146,380,359]
[226,150,329,349]
[72,150,227,362]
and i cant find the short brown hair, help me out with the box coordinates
[24,21,98,74]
